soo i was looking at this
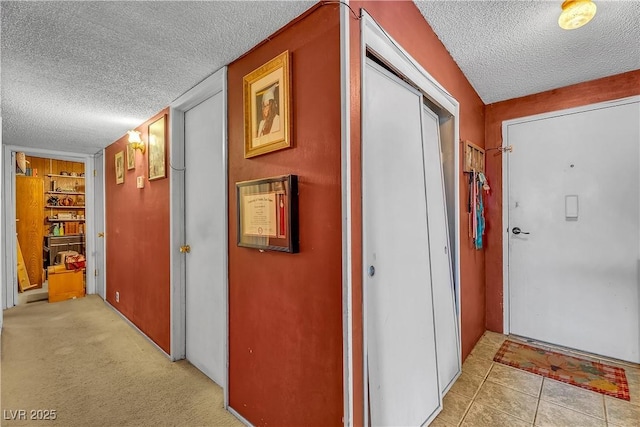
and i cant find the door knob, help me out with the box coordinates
[511,227,530,235]
[98,232,105,238]
[368,265,375,277]
[180,245,191,253]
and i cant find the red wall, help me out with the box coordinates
[349,2,487,423]
[227,5,343,426]
[484,70,640,332]
[105,108,171,353]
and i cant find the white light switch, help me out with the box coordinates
[137,176,145,189]
[565,195,578,219]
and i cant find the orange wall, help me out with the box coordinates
[105,108,171,353]
[349,3,487,423]
[484,70,640,332]
[227,5,343,426]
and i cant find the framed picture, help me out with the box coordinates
[243,51,291,158]
[236,175,298,253]
[148,115,167,180]
[115,151,124,184]
[126,142,135,170]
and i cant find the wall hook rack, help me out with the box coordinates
[461,139,485,173]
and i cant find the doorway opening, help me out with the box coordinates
[3,147,100,310]
[15,155,87,305]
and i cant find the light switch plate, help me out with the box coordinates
[137,176,145,189]
[565,195,578,219]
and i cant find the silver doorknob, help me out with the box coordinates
[511,227,530,235]
[368,265,375,277]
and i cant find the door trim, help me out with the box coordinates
[93,150,106,299]
[2,145,96,309]
[361,10,461,425]
[501,95,640,334]
[168,67,228,405]
[339,3,353,426]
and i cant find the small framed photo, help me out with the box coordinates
[148,115,167,180]
[236,175,298,253]
[126,142,135,170]
[243,51,291,158]
[115,151,124,184]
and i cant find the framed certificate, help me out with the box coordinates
[236,175,298,253]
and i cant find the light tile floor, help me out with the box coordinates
[432,332,640,427]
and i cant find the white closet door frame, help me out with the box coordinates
[169,67,228,405]
[2,146,97,308]
[360,11,461,426]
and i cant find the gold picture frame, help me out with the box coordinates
[115,151,124,184]
[243,51,291,158]
[148,115,167,180]
[126,142,135,170]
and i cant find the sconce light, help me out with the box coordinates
[558,0,597,30]
[127,130,146,154]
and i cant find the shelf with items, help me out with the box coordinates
[45,191,85,195]
[43,160,86,224]
[47,217,86,222]
[47,173,85,179]
[46,192,85,208]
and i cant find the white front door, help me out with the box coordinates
[364,60,441,426]
[506,99,640,363]
[184,91,226,384]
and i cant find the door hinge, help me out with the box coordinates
[94,269,98,277]
[94,169,97,177]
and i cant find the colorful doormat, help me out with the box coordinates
[493,340,630,400]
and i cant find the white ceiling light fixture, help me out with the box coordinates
[558,0,597,30]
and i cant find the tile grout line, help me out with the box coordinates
[533,376,545,427]
[457,362,495,427]
[602,394,609,427]
[466,362,540,426]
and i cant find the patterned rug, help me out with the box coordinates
[494,340,630,400]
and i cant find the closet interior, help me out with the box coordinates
[16,155,86,303]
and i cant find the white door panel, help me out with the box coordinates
[94,151,105,299]
[364,61,441,426]
[422,107,460,392]
[185,92,225,384]
[507,101,640,363]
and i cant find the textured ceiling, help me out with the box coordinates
[1,1,315,154]
[415,0,640,104]
[2,1,639,155]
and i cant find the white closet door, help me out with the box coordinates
[185,92,226,384]
[364,60,441,426]
[422,106,460,392]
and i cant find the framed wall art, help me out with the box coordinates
[126,142,135,170]
[148,114,167,180]
[115,151,124,184]
[236,175,298,253]
[243,51,291,158]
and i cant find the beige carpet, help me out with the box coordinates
[1,295,242,427]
